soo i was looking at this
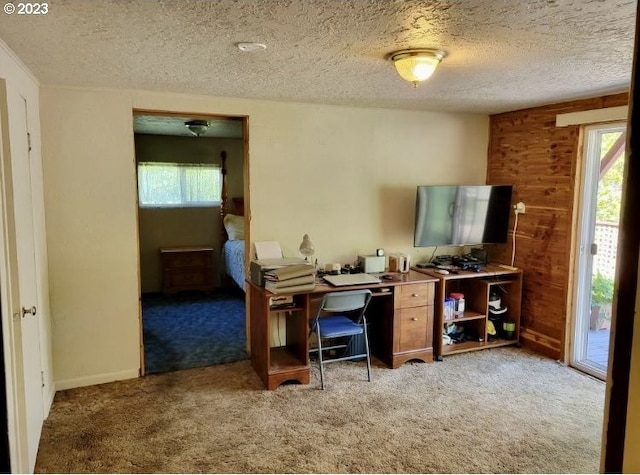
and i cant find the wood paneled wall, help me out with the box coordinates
[486,93,628,359]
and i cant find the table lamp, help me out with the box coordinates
[299,234,315,261]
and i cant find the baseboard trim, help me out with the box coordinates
[43,384,56,418]
[55,369,139,391]
[520,328,561,360]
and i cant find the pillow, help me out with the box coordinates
[223,214,245,240]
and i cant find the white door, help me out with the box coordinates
[2,82,43,469]
[572,122,626,380]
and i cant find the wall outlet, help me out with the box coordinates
[515,202,526,214]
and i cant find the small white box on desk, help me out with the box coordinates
[357,255,385,273]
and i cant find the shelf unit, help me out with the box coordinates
[416,265,522,359]
[249,290,310,390]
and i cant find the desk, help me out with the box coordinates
[248,271,437,390]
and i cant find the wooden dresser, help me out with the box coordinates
[160,246,215,295]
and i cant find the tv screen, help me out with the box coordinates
[414,185,513,247]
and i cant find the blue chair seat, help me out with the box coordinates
[318,316,364,339]
[309,289,373,389]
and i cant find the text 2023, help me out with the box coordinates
[17,3,49,14]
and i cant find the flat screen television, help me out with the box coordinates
[414,185,513,247]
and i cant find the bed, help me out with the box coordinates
[220,150,246,291]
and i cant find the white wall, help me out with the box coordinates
[624,257,640,471]
[40,88,142,390]
[244,101,489,265]
[40,85,489,389]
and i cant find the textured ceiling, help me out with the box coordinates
[0,0,636,115]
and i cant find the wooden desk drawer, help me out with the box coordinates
[395,282,434,308]
[160,247,215,295]
[395,306,434,352]
[165,269,213,287]
[162,251,212,269]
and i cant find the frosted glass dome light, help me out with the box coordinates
[389,49,446,87]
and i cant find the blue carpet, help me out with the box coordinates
[142,290,248,374]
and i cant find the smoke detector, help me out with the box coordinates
[236,42,267,52]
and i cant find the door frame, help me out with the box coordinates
[0,302,10,473]
[571,121,626,379]
[130,109,250,375]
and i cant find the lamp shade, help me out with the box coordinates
[389,49,446,87]
[299,234,315,260]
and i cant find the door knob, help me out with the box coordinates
[22,306,36,317]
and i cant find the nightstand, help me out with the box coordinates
[160,246,215,295]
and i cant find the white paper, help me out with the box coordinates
[254,241,283,260]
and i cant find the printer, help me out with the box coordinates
[357,254,386,273]
[250,257,311,286]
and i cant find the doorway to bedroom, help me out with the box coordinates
[132,111,249,375]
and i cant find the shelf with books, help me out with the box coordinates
[443,311,485,323]
[414,264,522,360]
[249,286,311,390]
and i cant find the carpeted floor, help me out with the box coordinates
[142,290,248,374]
[35,347,605,474]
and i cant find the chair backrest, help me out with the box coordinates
[318,289,372,321]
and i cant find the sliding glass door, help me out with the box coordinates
[572,122,626,379]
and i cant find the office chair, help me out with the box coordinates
[309,289,373,390]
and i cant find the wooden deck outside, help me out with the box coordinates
[586,328,610,370]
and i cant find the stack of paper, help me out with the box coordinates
[264,264,316,293]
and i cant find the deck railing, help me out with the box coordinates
[594,221,618,279]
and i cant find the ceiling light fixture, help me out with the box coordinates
[388,48,446,87]
[185,120,209,137]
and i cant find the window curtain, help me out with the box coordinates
[138,162,222,207]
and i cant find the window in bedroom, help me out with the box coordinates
[137,162,222,208]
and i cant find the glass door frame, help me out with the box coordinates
[571,121,626,379]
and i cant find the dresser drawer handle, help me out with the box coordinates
[412,317,418,321]
[412,293,419,297]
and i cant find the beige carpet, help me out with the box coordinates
[35,348,604,474]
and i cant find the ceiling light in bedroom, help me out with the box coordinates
[185,120,209,137]
[388,49,446,87]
